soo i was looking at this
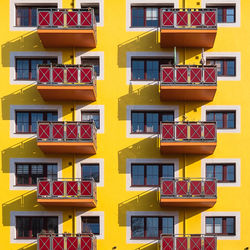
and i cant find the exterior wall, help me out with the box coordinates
[0,0,250,249]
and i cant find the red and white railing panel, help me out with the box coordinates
[38,233,96,250]
[37,8,96,29]
[38,65,96,85]
[161,65,217,85]
[161,8,217,29]
[161,122,217,141]
[161,177,217,198]
[161,235,217,250]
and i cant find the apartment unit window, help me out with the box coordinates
[131,58,173,80]
[206,111,235,129]
[131,164,174,186]
[16,163,57,186]
[207,58,235,76]
[16,58,57,80]
[81,111,100,129]
[82,217,100,235]
[81,57,100,76]
[16,111,58,133]
[131,216,174,239]
[82,164,99,182]
[131,111,174,133]
[206,217,235,236]
[209,6,235,23]
[16,216,58,239]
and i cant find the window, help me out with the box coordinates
[81,57,100,77]
[81,4,99,23]
[207,58,235,76]
[16,163,57,186]
[131,111,174,133]
[16,58,57,80]
[209,6,235,23]
[206,217,235,236]
[131,58,173,81]
[16,111,58,134]
[82,164,99,182]
[131,164,174,186]
[16,216,58,239]
[82,217,100,235]
[81,111,100,129]
[206,111,236,129]
[131,216,174,239]
[206,163,235,183]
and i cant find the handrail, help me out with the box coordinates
[38,233,95,237]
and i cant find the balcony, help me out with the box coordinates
[160,8,217,48]
[160,65,217,101]
[160,122,217,154]
[37,178,96,207]
[161,235,217,250]
[37,65,96,101]
[37,121,97,154]
[160,178,217,208]
[38,233,96,250]
[37,8,96,48]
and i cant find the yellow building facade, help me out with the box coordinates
[0,0,249,249]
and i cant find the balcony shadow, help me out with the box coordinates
[18,243,37,250]
[135,242,160,250]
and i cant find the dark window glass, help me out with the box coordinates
[81,111,100,129]
[206,164,235,183]
[82,217,100,235]
[210,6,235,23]
[81,57,100,76]
[207,59,236,76]
[82,164,99,182]
[206,217,235,235]
[206,111,236,129]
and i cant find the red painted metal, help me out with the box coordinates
[80,124,92,139]
[176,68,188,83]
[52,67,64,83]
[81,181,92,196]
[52,181,64,196]
[52,123,64,139]
[204,124,216,139]
[67,67,78,83]
[38,67,51,83]
[204,236,216,250]
[53,11,64,26]
[66,123,78,139]
[205,11,216,26]
[162,11,174,26]
[81,11,92,26]
[38,236,51,250]
[190,237,202,250]
[67,181,78,196]
[80,236,93,250]
[190,67,202,83]
[204,181,216,196]
[190,124,202,139]
[190,181,202,196]
[177,11,188,26]
[162,124,174,140]
[38,11,50,26]
[162,180,174,196]
[161,236,174,250]
[176,237,188,249]
[176,180,188,195]
[38,123,50,139]
[38,181,50,196]
[191,11,202,26]
[162,67,174,83]
[80,67,93,83]
[176,124,188,139]
[204,67,216,83]
[67,236,78,250]
[52,236,64,250]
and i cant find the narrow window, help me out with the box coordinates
[206,111,236,129]
[82,216,100,235]
[205,217,235,236]
[82,164,100,182]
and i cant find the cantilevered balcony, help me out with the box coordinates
[160,122,217,154]
[37,121,97,154]
[160,177,217,208]
[37,64,96,101]
[37,233,96,250]
[37,8,96,48]
[37,178,96,207]
[160,8,217,48]
[160,65,217,101]
[161,235,217,250]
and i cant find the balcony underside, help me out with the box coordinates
[37,142,96,154]
[37,29,96,48]
[160,85,217,101]
[160,198,216,208]
[37,85,96,101]
[160,29,217,48]
[160,142,216,154]
[37,198,96,207]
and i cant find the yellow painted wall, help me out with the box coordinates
[1,0,250,249]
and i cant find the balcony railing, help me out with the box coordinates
[37,233,96,250]
[161,8,217,29]
[161,234,217,250]
[161,65,217,85]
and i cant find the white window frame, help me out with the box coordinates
[126,0,179,31]
[201,211,240,240]
[76,158,104,187]
[201,105,241,133]
[9,158,62,190]
[76,211,104,239]
[76,0,104,27]
[204,52,241,81]
[126,105,179,138]
[201,158,240,187]
[126,211,179,244]
[126,158,179,191]
[75,51,104,80]
[10,104,63,138]
[10,51,62,85]
[202,0,240,27]
[127,51,178,85]
[10,0,62,31]
[10,211,63,243]
[75,105,104,134]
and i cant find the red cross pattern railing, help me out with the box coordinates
[37,178,97,201]
[161,8,217,29]
[37,233,96,250]
[161,65,217,85]
[37,64,96,86]
[161,177,217,199]
[161,122,217,142]
[37,121,97,144]
[161,234,217,250]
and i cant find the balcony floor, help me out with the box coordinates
[160,198,216,208]
[37,198,96,207]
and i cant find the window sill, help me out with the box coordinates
[128,80,159,85]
